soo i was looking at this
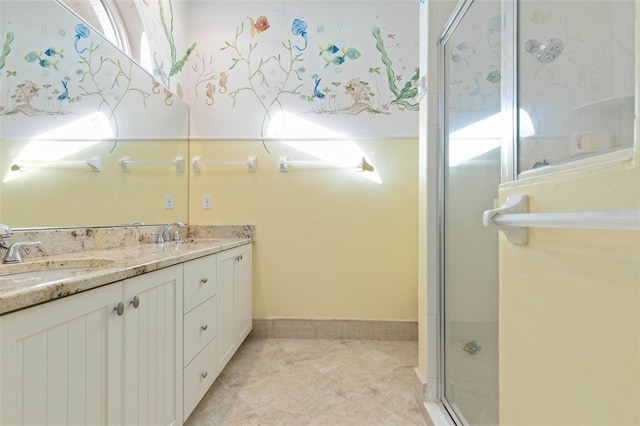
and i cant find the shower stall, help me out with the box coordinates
[434,0,635,424]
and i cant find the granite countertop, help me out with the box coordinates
[0,225,254,315]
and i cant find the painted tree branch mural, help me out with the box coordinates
[221,20,304,151]
[185,1,419,140]
[77,38,150,147]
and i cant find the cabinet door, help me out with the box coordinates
[123,265,183,426]
[0,283,123,426]
[216,244,253,373]
[216,248,237,372]
[234,245,253,343]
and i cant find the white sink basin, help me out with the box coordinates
[0,258,115,282]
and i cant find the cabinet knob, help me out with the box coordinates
[201,324,208,331]
[235,254,243,262]
[114,302,125,316]
[201,371,208,379]
[130,296,140,309]
[200,277,208,284]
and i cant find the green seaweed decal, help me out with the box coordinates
[157,0,196,85]
[372,27,419,111]
[0,32,14,71]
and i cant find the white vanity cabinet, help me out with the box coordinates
[0,242,252,426]
[182,255,217,419]
[0,265,183,426]
[0,282,121,426]
[216,244,253,372]
[121,265,183,426]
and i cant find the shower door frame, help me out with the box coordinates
[437,0,515,423]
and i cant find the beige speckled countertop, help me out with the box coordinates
[0,225,253,315]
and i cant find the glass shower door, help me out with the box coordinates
[441,0,501,424]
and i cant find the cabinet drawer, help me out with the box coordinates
[183,340,217,420]
[184,255,216,313]
[184,296,216,366]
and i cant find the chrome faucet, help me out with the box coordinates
[0,224,13,239]
[157,222,186,243]
[3,241,42,264]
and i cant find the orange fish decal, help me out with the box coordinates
[247,16,270,36]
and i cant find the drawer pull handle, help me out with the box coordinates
[130,296,140,309]
[201,371,208,379]
[201,324,208,331]
[200,277,208,284]
[114,302,125,316]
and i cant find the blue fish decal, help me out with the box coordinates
[57,80,69,101]
[456,42,475,53]
[74,23,90,53]
[44,47,64,58]
[39,58,59,70]
[313,78,325,99]
[291,18,308,51]
[24,51,59,70]
[324,55,345,68]
[319,44,340,55]
[24,51,39,63]
[486,70,501,84]
[343,47,361,60]
[450,52,470,65]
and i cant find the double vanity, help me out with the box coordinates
[0,225,253,425]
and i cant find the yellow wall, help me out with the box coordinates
[0,140,188,227]
[499,156,640,424]
[189,139,419,320]
[499,7,640,423]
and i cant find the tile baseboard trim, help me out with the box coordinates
[250,318,418,341]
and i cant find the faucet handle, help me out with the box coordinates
[0,224,13,238]
[3,241,42,264]
[157,221,186,243]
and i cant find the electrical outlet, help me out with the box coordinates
[203,194,212,209]
[165,194,174,209]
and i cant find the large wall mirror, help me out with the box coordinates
[517,0,635,176]
[0,0,189,229]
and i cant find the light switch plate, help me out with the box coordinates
[165,194,174,209]
[203,194,212,209]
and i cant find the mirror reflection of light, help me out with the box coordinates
[89,0,119,46]
[140,32,153,74]
[3,112,112,183]
[449,109,534,167]
[267,111,382,184]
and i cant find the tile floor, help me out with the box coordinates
[184,337,426,425]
